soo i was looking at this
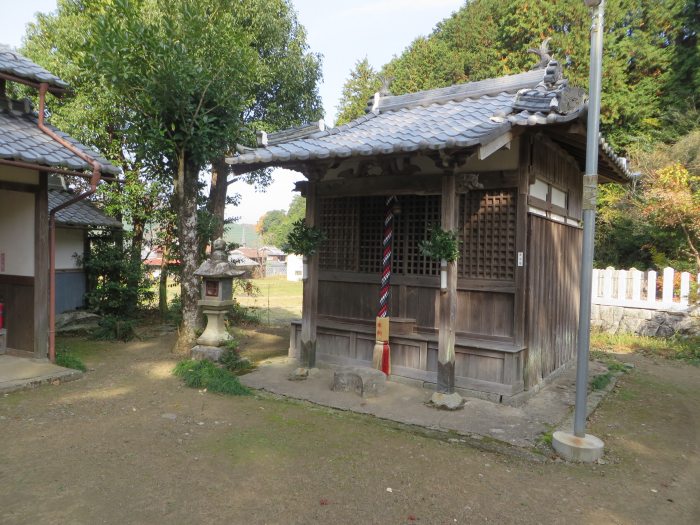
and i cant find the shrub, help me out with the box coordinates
[282,219,327,256]
[173,359,251,395]
[219,340,253,373]
[82,231,154,317]
[90,315,137,342]
[227,301,260,326]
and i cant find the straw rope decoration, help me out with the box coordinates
[378,196,394,318]
[374,196,397,375]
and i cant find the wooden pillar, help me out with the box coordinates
[514,138,530,348]
[300,179,319,368]
[437,173,457,393]
[34,172,48,359]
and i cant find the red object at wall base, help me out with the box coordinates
[381,341,391,376]
[0,302,4,330]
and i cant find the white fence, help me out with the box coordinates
[592,267,698,311]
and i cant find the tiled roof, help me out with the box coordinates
[260,245,285,256]
[228,253,259,267]
[231,247,261,259]
[49,189,123,228]
[227,61,631,180]
[0,45,69,91]
[0,97,120,175]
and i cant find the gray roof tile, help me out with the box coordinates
[227,62,630,179]
[49,190,122,228]
[0,98,120,175]
[0,45,69,90]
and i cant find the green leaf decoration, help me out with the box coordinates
[418,227,460,263]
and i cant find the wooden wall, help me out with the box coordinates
[529,137,584,221]
[290,321,525,396]
[0,275,35,351]
[525,215,582,388]
[317,272,515,340]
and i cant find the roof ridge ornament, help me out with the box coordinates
[528,38,552,70]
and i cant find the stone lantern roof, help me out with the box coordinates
[195,239,244,279]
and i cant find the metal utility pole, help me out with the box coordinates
[553,0,606,462]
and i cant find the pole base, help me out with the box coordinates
[552,431,604,463]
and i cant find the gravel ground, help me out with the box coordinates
[0,331,698,524]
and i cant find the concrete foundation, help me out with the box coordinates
[0,355,82,394]
[552,430,604,462]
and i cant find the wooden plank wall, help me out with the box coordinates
[317,274,514,339]
[530,138,584,220]
[525,215,582,387]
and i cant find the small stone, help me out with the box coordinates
[429,392,465,410]
[288,367,309,381]
[386,487,393,493]
[161,413,177,420]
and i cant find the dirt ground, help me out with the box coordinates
[0,329,698,524]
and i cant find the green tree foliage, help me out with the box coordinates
[595,129,700,271]
[335,58,382,126]
[255,195,306,247]
[81,232,154,317]
[22,0,322,351]
[337,0,699,149]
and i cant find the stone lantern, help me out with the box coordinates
[191,239,244,361]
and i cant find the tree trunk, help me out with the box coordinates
[126,214,146,312]
[173,151,201,354]
[207,157,229,241]
[158,242,169,319]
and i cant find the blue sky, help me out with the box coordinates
[1,0,464,224]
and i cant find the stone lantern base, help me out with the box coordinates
[194,299,234,357]
[191,345,226,362]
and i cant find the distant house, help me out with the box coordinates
[259,245,286,262]
[286,253,303,282]
[0,46,119,358]
[228,248,261,278]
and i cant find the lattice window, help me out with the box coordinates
[459,189,517,280]
[358,197,385,274]
[318,197,359,271]
[398,195,441,276]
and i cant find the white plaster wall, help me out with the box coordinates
[286,253,303,281]
[0,189,35,276]
[0,166,39,185]
[56,228,84,270]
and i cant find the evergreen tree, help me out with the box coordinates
[335,58,381,126]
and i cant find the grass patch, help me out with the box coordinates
[591,331,700,365]
[591,372,614,390]
[173,359,251,396]
[219,339,253,374]
[55,347,87,372]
